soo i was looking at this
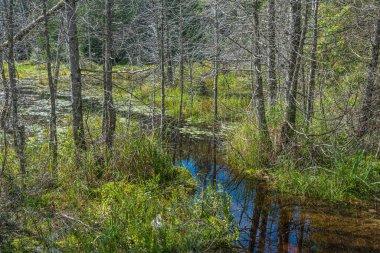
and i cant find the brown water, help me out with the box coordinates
[170,133,380,253]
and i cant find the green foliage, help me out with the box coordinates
[273,152,380,201]
[0,120,237,252]
[226,119,380,201]
[225,121,272,171]
[65,181,236,252]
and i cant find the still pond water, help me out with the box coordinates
[170,133,380,253]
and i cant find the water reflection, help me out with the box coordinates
[170,134,380,253]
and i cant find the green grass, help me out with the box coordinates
[273,153,380,201]
[0,119,237,252]
[225,118,380,202]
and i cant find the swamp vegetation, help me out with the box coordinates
[0,0,380,252]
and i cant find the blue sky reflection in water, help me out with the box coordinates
[172,136,380,253]
[175,155,314,252]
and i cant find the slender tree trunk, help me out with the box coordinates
[65,0,86,151]
[294,1,310,124]
[102,0,116,150]
[53,16,64,88]
[268,0,277,106]
[359,6,380,137]
[280,0,302,148]
[252,0,272,150]
[160,0,166,136]
[165,1,173,87]
[166,33,174,87]
[86,3,92,61]
[127,68,135,132]
[43,0,58,172]
[189,57,194,108]
[213,0,219,122]
[178,5,184,124]
[5,0,26,175]
[0,49,9,176]
[0,51,10,130]
[307,0,319,128]
[152,70,156,130]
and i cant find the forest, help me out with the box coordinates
[0,0,379,252]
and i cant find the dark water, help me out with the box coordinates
[171,133,380,253]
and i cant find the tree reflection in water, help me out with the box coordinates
[170,133,380,253]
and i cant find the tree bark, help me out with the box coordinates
[268,0,277,106]
[53,16,64,88]
[306,0,319,128]
[252,0,272,149]
[5,0,26,175]
[295,1,310,124]
[65,0,86,151]
[0,47,9,177]
[0,50,10,130]
[102,0,116,150]
[359,5,380,137]
[43,0,58,172]
[213,0,219,122]
[160,0,166,136]
[280,0,302,148]
[178,5,184,124]
[165,23,174,87]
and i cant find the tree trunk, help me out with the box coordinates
[306,0,319,128]
[43,0,58,172]
[359,6,380,137]
[53,16,64,88]
[252,0,272,150]
[65,0,86,151]
[280,0,302,148]
[5,0,26,175]
[102,0,116,150]
[164,1,173,87]
[178,5,184,124]
[0,50,10,130]
[268,0,277,106]
[295,1,310,124]
[0,47,10,176]
[160,0,166,136]
[213,0,219,122]
[189,57,194,108]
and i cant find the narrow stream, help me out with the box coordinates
[170,133,380,253]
